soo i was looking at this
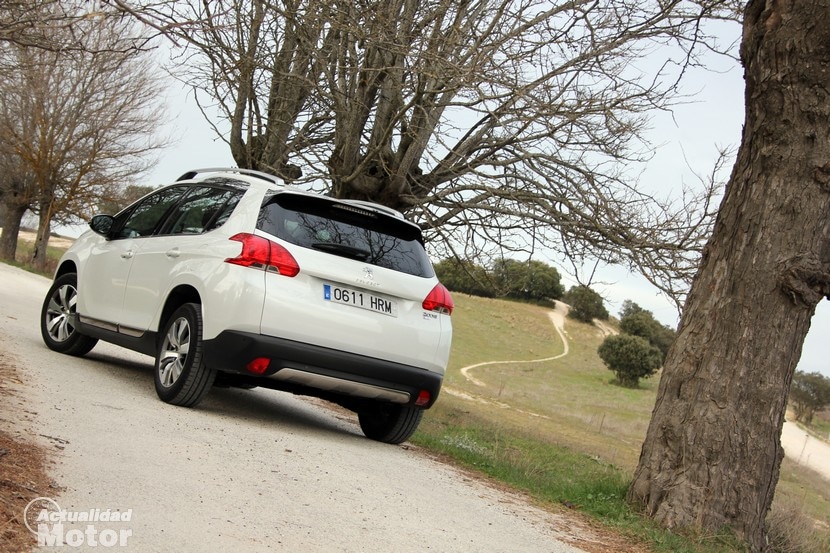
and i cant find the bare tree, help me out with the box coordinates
[0,1,85,51]
[0,153,37,260]
[0,1,156,53]
[134,0,741,307]
[0,10,168,269]
[628,1,830,549]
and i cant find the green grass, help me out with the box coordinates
[413,293,830,553]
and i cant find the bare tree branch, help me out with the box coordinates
[135,0,741,306]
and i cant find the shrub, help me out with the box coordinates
[433,258,494,297]
[491,258,564,301]
[619,309,676,362]
[565,285,609,323]
[597,334,662,388]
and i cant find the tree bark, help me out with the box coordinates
[0,203,27,261]
[30,200,53,272]
[628,1,830,550]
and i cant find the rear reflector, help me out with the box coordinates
[422,283,454,315]
[246,357,271,375]
[415,390,431,406]
[226,233,300,277]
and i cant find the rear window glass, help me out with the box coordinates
[257,194,434,278]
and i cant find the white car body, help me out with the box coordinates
[41,169,453,443]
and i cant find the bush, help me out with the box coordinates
[618,300,645,320]
[597,334,662,388]
[491,258,564,302]
[618,310,676,362]
[433,258,494,297]
[565,285,609,323]
[435,257,564,303]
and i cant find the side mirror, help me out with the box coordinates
[89,214,114,237]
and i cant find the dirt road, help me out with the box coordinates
[780,420,830,481]
[0,264,589,552]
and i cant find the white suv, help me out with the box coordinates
[40,168,453,444]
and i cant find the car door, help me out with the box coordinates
[79,186,189,329]
[119,186,242,332]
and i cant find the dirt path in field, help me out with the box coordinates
[593,319,617,338]
[444,302,575,418]
[458,302,571,388]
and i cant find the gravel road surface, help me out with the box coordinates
[0,263,590,552]
[780,420,830,481]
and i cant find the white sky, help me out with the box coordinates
[133,28,830,379]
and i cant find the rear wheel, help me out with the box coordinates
[40,273,98,356]
[154,303,216,407]
[358,401,424,444]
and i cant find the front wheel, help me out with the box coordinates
[358,402,424,444]
[154,303,216,407]
[40,273,98,356]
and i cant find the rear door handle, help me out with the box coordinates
[121,250,134,259]
[166,248,180,258]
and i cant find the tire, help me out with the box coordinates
[154,303,216,407]
[40,273,98,356]
[358,401,424,444]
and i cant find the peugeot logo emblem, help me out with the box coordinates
[362,267,374,280]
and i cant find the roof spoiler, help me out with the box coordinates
[176,167,283,186]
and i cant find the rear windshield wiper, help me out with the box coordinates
[312,242,371,261]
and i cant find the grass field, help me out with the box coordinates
[414,293,830,553]
[8,233,829,552]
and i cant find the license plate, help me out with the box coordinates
[323,284,398,317]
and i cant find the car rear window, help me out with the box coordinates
[257,194,434,278]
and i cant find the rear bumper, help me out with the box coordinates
[202,330,442,407]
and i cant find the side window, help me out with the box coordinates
[163,187,240,235]
[116,186,188,239]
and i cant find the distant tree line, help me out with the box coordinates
[598,301,677,388]
[433,258,564,303]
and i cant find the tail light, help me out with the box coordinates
[422,283,454,315]
[225,233,300,277]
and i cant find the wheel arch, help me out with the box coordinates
[158,285,202,335]
[55,260,78,279]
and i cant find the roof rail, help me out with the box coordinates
[176,167,283,186]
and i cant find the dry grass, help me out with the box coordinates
[0,350,55,552]
[445,293,657,471]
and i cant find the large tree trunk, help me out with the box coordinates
[0,203,27,261]
[628,2,830,550]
